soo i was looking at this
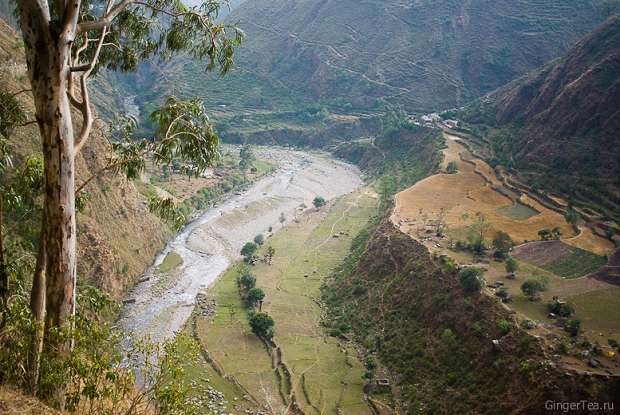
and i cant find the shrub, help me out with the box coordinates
[313,196,326,209]
[446,161,458,174]
[459,267,484,293]
[505,257,518,274]
[521,279,547,298]
[565,319,581,337]
[253,234,265,246]
[441,328,457,345]
[249,312,275,339]
[547,299,574,317]
[497,319,511,335]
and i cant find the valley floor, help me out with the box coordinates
[190,187,380,414]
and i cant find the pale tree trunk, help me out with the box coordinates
[18,0,80,402]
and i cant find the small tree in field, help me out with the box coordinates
[265,246,275,265]
[249,312,274,340]
[313,196,326,209]
[466,213,490,254]
[521,279,547,299]
[505,257,518,275]
[492,231,514,259]
[247,287,265,308]
[241,242,258,262]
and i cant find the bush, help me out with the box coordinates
[441,328,457,345]
[547,299,574,317]
[521,279,547,298]
[497,319,511,335]
[253,234,265,246]
[459,267,484,293]
[565,319,581,337]
[313,196,326,209]
[505,257,518,274]
[446,161,458,174]
[249,312,275,339]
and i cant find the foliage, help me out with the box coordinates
[0,90,27,145]
[521,279,547,298]
[496,319,511,335]
[247,287,265,307]
[248,312,274,340]
[253,234,264,246]
[238,145,255,171]
[0,277,201,413]
[564,208,581,225]
[537,227,561,241]
[312,196,326,209]
[265,246,275,264]
[441,328,457,345]
[565,319,581,337]
[446,161,458,174]
[363,356,377,380]
[459,267,484,293]
[505,257,518,274]
[240,242,258,261]
[492,231,514,259]
[547,299,574,318]
[148,197,186,230]
[466,214,490,253]
[237,266,256,291]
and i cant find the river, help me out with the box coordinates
[118,147,363,343]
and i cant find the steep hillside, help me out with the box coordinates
[0,19,170,299]
[460,16,620,223]
[323,220,620,413]
[219,0,602,112]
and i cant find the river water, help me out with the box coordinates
[118,147,363,344]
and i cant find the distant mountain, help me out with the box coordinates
[461,15,620,222]
[220,0,604,112]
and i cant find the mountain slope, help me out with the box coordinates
[220,0,603,112]
[461,15,620,223]
[323,220,620,413]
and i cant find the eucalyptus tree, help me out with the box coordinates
[12,0,242,394]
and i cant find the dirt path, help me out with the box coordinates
[119,147,363,344]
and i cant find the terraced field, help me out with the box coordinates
[512,240,607,279]
[194,188,379,414]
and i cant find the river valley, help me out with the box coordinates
[118,147,363,344]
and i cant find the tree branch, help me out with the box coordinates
[11,89,32,98]
[74,27,108,155]
[76,0,133,34]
